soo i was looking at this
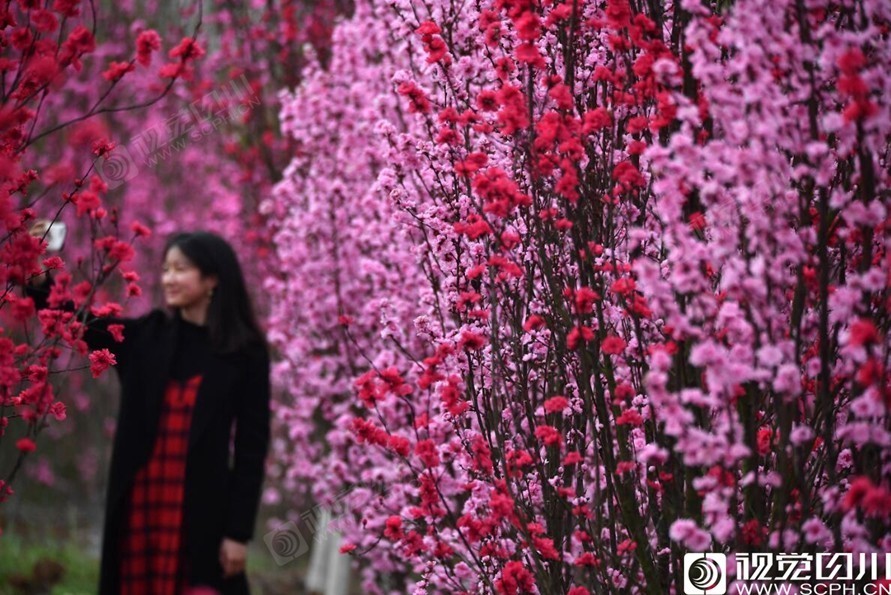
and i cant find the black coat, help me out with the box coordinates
[27,281,271,594]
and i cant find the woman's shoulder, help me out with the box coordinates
[117,308,172,337]
[136,308,172,327]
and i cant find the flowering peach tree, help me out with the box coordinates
[266,0,890,592]
[0,0,208,503]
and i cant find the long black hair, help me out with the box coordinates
[162,231,266,354]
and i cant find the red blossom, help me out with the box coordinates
[379,366,412,397]
[610,277,636,295]
[628,140,647,155]
[459,329,487,351]
[533,536,560,560]
[423,36,449,64]
[355,370,385,408]
[605,0,632,28]
[506,449,534,476]
[454,152,489,176]
[487,255,523,279]
[534,424,563,446]
[349,417,389,446]
[582,107,612,133]
[612,161,646,189]
[617,538,637,555]
[102,60,135,82]
[555,163,579,202]
[73,191,100,217]
[574,553,599,567]
[843,477,891,519]
[49,401,67,421]
[471,434,494,474]
[433,540,454,558]
[397,81,431,114]
[136,29,161,66]
[837,47,865,75]
[626,115,649,134]
[61,25,95,70]
[849,319,879,346]
[544,395,569,413]
[107,324,126,343]
[515,12,541,41]
[91,140,116,158]
[515,42,544,67]
[16,438,37,453]
[566,325,595,350]
[523,314,545,331]
[601,335,626,355]
[130,221,152,238]
[31,9,59,32]
[757,426,773,455]
[741,519,766,546]
[88,349,116,378]
[158,62,185,79]
[11,28,34,50]
[415,439,440,468]
[10,295,36,321]
[496,85,530,134]
[477,89,500,111]
[612,382,636,404]
[90,301,123,318]
[384,515,404,540]
[616,408,643,426]
[856,359,884,387]
[416,21,441,36]
[572,286,600,314]
[108,240,135,263]
[418,471,446,517]
[616,461,637,475]
[438,376,469,416]
[416,21,449,64]
[496,561,535,595]
[563,451,583,466]
[52,0,80,17]
[472,167,531,218]
[42,255,64,271]
[169,37,205,61]
[24,56,60,86]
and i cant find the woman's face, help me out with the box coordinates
[162,246,217,310]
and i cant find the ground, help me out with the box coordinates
[0,525,346,594]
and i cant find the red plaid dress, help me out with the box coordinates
[119,373,203,595]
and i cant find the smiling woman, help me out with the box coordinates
[25,225,271,595]
[161,246,217,323]
[161,232,269,356]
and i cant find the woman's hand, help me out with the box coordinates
[219,537,247,578]
[29,219,51,237]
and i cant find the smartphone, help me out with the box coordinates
[45,221,67,252]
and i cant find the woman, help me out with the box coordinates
[26,225,271,595]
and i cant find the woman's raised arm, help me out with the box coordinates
[22,220,150,373]
[23,271,148,374]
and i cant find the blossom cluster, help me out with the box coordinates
[268,0,889,592]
